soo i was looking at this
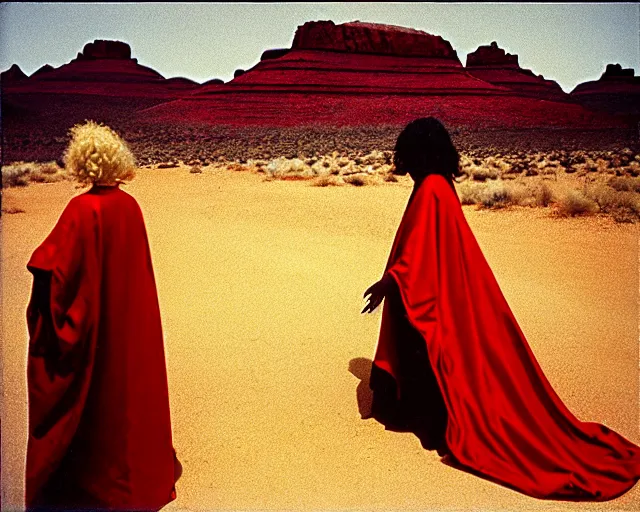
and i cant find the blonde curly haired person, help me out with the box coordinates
[63,120,136,186]
[25,121,181,511]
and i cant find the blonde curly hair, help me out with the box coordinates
[63,120,136,186]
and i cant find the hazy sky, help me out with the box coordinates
[0,3,638,92]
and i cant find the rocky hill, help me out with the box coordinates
[571,64,640,120]
[141,21,612,130]
[465,42,569,102]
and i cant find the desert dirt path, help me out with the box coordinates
[2,167,639,511]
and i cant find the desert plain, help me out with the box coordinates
[1,165,639,511]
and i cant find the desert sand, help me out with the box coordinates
[1,167,639,511]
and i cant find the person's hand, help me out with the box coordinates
[362,274,392,314]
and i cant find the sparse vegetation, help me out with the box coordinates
[555,188,598,217]
[608,176,640,193]
[344,174,373,187]
[312,175,345,187]
[2,161,68,187]
[6,138,640,222]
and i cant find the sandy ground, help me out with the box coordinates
[2,167,639,512]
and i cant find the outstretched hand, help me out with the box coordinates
[362,274,392,314]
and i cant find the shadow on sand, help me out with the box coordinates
[348,357,593,501]
[348,356,449,454]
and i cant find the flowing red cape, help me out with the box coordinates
[373,174,640,500]
[25,186,178,510]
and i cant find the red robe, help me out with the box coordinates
[373,174,640,501]
[26,185,178,510]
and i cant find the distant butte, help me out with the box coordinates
[3,39,199,97]
[1,63,28,82]
[465,42,568,102]
[75,40,132,61]
[2,39,201,154]
[571,64,640,119]
[291,20,458,58]
[141,21,613,130]
[2,24,632,164]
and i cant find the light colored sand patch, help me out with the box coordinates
[2,167,638,511]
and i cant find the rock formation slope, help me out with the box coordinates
[571,64,640,119]
[465,42,569,102]
[140,21,615,129]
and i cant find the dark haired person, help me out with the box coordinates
[25,122,181,511]
[362,117,640,501]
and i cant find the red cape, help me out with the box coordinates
[373,174,640,500]
[26,186,178,509]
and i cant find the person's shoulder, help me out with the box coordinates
[117,187,144,214]
[423,174,453,195]
[425,173,449,189]
[423,174,460,206]
[65,190,96,215]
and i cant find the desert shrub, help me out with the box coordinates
[189,165,203,174]
[555,188,598,217]
[30,162,66,183]
[39,162,61,175]
[2,163,32,187]
[628,161,640,177]
[586,185,640,222]
[502,181,534,207]
[384,173,398,183]
[479,180,510,209]
[485,156,511,174]
[312,175,345,187]
[533,181,554,207]
[265,157,313,180]
[228,162,246,172]
[456,180,484,205]
[2,161,67,187]
[470,165,499,182]
[344,174,373,186]
[608,176,640,193]
[535,159,560,176]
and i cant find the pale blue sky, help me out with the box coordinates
[0,3,637,92]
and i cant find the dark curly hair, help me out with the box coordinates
[393,117,463,183]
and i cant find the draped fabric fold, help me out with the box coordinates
[372,174,640,501]
[26,186,178,510]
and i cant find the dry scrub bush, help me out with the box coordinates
[2,161,67,187]
[608,177,640,193]
[585,185,640,222]
[456,181,484,205]
[312,175,345,187]
[479,180,510,209]
[189,165,203,174]
[533,182,554,207]
[555,188,598,217]
[228,162,246,172]
[485,156,511,175]
[344,174,375,186]
[470,165,499,182]
[456,179,557,209]
[64,121,135,186]
[265,157,314,180]
[627,161,640,176]
[2,164,31,187]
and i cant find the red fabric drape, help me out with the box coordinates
[373,174,640,500]
[26,186,178,510]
